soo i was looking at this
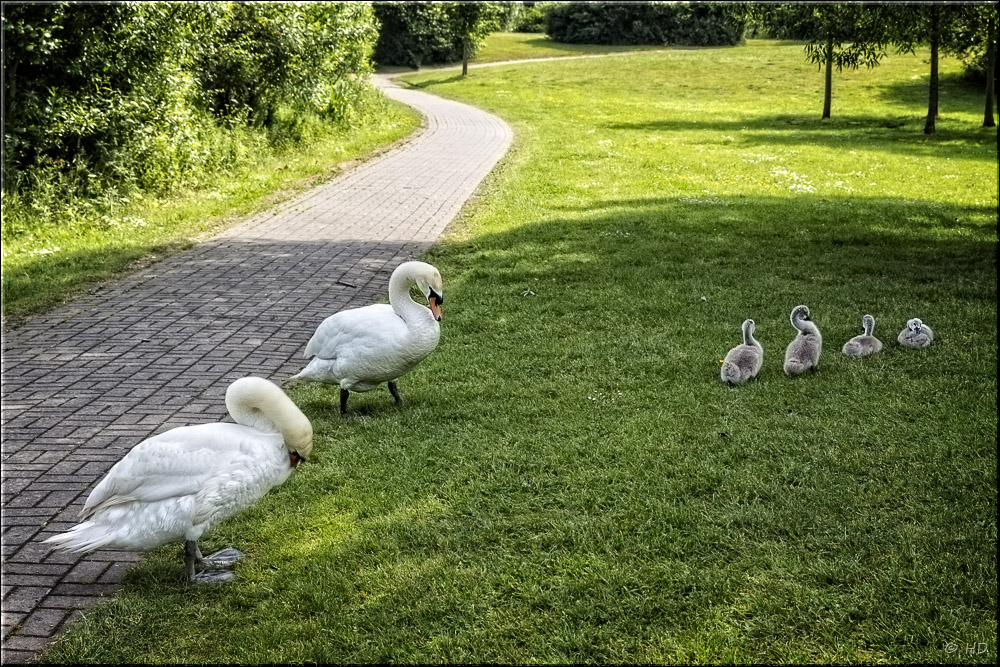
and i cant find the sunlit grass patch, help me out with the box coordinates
[473,31,665,63]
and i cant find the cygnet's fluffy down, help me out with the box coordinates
[721,319,763,385]
[784,304,822,376]
[898,317,934,349]
[843,314,883,358]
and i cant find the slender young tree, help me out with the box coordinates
[445,2,504,76]
[757,3,887,119]
[985,11,996,128]
[938,3,998,128]
[925,4,941,133]
[884,3,979,134]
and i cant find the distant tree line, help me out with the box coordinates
[754,2,998,130]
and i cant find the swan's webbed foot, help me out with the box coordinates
[339,388,350,415]
[388,381,403,406]
[188,546,246,585]
[202,547,245,568]
[193,569,237,585]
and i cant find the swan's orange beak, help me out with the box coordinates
[429,295,443,322]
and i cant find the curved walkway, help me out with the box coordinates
[0,74,512,663]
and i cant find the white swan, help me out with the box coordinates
[898,317,934,349]
[842,314,883,358]
[43,377,312,582]
[289,260,443,414]
[784,304,822,376]
[721,319,763,385]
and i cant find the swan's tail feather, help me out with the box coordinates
[284,366,317,386]
[720,361,744,385]
[42,523,114,553]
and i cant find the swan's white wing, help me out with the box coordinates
[81,423,279,518]
[191,448,290,527]
[303,304,408,359]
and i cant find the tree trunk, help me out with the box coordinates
[462,38,469,76]
[985,13,996,128]
[925,6,939,134]
[822,36,833,119]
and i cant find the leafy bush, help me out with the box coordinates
[545,2,748,46]
[372,2,463,68]
[196,2,377,127]
[371,1,508,67]
[494,1,524,32]
[2,1,381,237]
[513,3,554,33]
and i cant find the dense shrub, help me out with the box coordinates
[545,2,748,46]
[494,1,523,32]
[371,2,509,68]
[195,3,377,127]
[372,2,463,68]
[2,1,380,223]
[513,3,553,33]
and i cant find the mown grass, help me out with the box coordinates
[41,41,996,664]
[0,99,420,325]
[473,31,664,63]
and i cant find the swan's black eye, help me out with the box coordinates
[429,289,443,304]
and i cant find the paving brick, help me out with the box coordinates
[1,647,38,663]
[61,561,110,584]
[1,613,27,643]
[2,563,69,577]
[97,562,133,585]
[1,587,51,614]
[3,634,53,652]
[39,595,108,610]
[0,575,60,588]
[17,608,70,638]
[0,71,511,661]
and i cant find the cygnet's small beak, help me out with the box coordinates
[289,452,305,468]
[429,294,443,322]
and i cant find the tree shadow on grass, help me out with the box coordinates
[431,193,996,298]
[402,74,467,89]
[603,113,997,160]
[874,70,988,110]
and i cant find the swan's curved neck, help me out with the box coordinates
[226,382,312,451]
[793,315,818,336]
[864,319,874,336]
[388,266,430,324]
[743,325,757,346]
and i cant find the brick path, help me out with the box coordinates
[0,74,512,663]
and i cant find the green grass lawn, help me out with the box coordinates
[472,31,665,63]
[0,100,420,325]
[41,41,996,664]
